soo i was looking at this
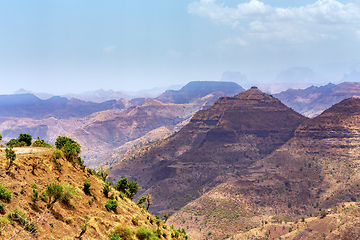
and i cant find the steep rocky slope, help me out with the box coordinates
[275,82,360,117]
[109,87,307,217]
[0,147,188,239]
[169,97,360,239]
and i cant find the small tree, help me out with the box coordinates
[5,147,16,170]
[146,194,152,211]
[115,178,128,192]
[163,213,169,223]
[137,196,147,207]
[127,181,139,200]
[55,136,81,162]
[97,165,109,181]
[0,133,2,141]
[17,133,32,146]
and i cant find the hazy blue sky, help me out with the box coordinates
[1,0,360,94]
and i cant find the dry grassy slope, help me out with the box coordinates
[109,87,307,217]
[169,97,360,240]
[230,201,360,240]
[0,147,187,240]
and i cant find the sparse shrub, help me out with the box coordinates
[65,218,71,224]
[108,232,122,240]
[0,203,6,214]
[62,184,77,203]
[103,182,111,198]
[46,183,64,208]
[71,204,76,209]
[119,191,127,200]
[90,193,97,199]
[52,149,62,159]
[8,209,37,233]
[137,196,147,207]
[131,217,139,226]
[319,209,328,218]
[32,137,52,148]
[289,227,292,232]
[136,226,153,240]
[5,147,16,170]
[0,184,11,202]
[97,165,109,181]
[105,199,118,212]
[83,182,91,195]
[112,224,133,240]
[77,156,85,169]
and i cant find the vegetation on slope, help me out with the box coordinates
[0,134,189,239]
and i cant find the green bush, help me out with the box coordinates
[62,184,77,203]
[18,134,32,146]
[108,232,122,240]
[5,147,16,170]
[136,226,153,240]
[115,178,139,200]
[83,182,91,195]
[0,203,6,214]
[52,150,62,159]
[103,182,111,198]
[46,183,64,207]
[32,137,51,148]
[113,224,133,240]
[6,139,21,147]
[55,136,81,162]
[0,184,11,202]
[131,217,139,226]
[105,199,118,212]
[137,196,147,207]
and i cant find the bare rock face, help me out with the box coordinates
[109,87,307,216]
[169,97,360,240]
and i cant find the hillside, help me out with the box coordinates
[230,201,360,240]
[0,146,188,239]
[274,82,360,117]
[109,87,307,218]
[169,97,360,239]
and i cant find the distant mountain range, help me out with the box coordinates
[274,82,360,117]
[0,81,245,168]
[0,93,125,119]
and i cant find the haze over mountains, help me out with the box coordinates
[2,79,360,239]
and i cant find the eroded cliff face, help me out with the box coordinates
[109,87,308,216]
[169,97,360,240]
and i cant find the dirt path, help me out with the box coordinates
[0,147,51,155]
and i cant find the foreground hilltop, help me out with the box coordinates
[0,145,188,239]
[109,87,307,216]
